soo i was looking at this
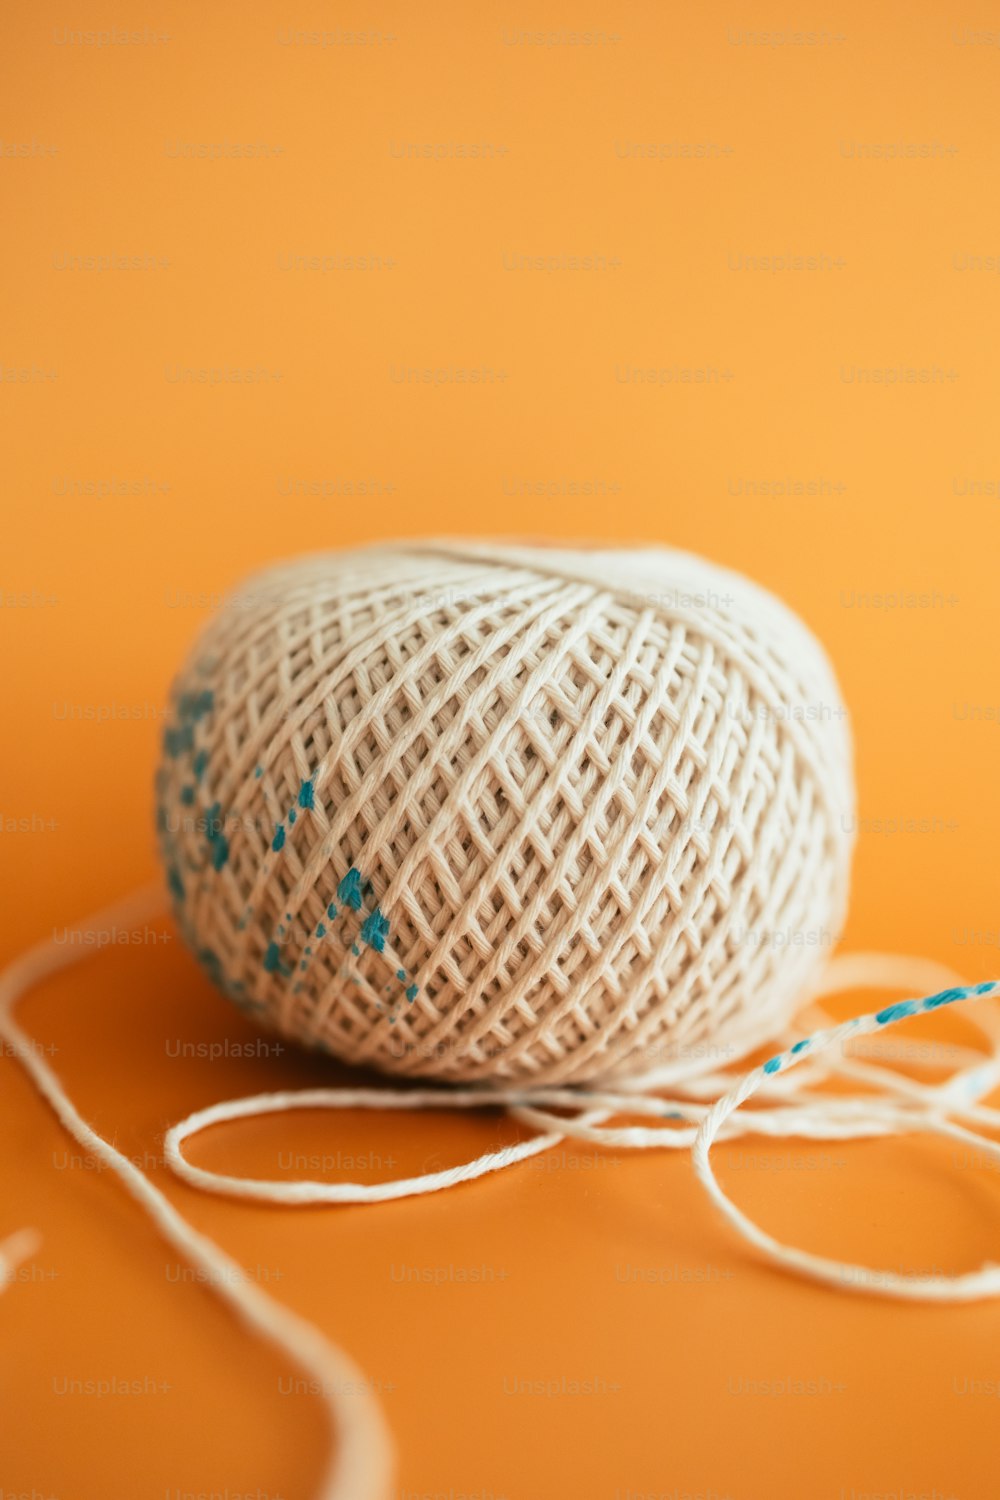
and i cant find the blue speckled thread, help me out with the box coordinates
[760,981,998,1078]
[157,688,420,1029]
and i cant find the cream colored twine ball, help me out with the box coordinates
[155,541,854,1086]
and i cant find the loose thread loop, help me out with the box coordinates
[4,888,1000,1500]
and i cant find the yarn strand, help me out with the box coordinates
[4,889,1000,1499]
[0,886,393,1500]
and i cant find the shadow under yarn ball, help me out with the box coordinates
[155,540,853,1087]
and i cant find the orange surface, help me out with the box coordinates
[3,3,1000,1497]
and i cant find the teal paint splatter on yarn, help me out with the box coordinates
[263,942,292,979]
[178,689,214,722]
[164,724,193,758]
[204,802,229,870]
[360,907,390,953]
[265,779,315,861]
[165,691,214,762]
[338,868,363,910]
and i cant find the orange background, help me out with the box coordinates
[3,2,1000,1497]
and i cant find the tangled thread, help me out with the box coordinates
[3,894,1000,1500]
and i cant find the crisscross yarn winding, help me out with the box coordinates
[155,541,854,1084]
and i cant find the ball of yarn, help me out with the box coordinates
[155,541,854,1086]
